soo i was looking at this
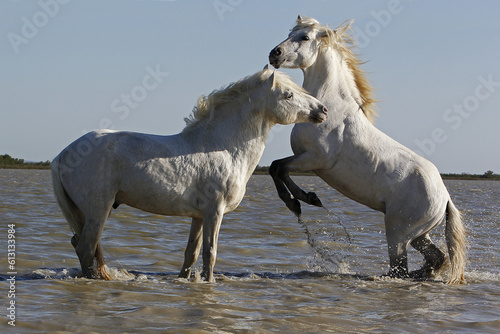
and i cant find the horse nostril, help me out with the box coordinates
[273,47,282,56]
[322,106,328,113]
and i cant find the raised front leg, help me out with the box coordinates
[270,154,325,217]
[270,157,302,216]
[179,217,203,279]
[201,207,225,283]
[282,172,323,208]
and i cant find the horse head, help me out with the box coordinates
[259,69,328,125]
[269,16,338,69]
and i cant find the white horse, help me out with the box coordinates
[268,16,466,284]
[51,68,328,282]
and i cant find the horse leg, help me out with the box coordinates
[385,215,411,278]
[409,234,445,279]
[201,206,224,283]
[279,153,326,207]
[270,154,325,216]
[179,217,203,279]
[75,207,111,279]
[386,240,410,278]
[283,173,323,207]
[270,157,302,216]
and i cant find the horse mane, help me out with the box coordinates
[293,16,378,123]
[183,70,268,130]
[183,69,300,130]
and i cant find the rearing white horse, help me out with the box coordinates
[269,16,466,284]
[51,68,327,282]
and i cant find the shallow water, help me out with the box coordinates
[1,169,499,333]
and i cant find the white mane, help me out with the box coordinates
[293,16,377,123]
[183,69,306,130]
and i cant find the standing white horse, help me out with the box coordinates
[269,16,466,284]
[51,68,327,282]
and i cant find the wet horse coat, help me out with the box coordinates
[269,16,466,284]
[52,69,327,282]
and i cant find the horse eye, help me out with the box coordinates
[286,92,294,99]
[302,35,310,41]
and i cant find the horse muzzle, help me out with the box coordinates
[310,105,328,123]
[269,46,285,69]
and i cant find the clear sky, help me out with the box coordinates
[1,0,499,173]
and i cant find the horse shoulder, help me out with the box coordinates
[290,120,344,169]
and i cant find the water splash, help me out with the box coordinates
[297,206,354,274]
[321,206,352,244]
[28,266,137,280]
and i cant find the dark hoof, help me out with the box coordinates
[409,267,433,280]
[178,268,191,279]
[307,192,323,207]
[287,199,302,217]
[82,268,98,279]
[71,235,79,249]
[387,267,409,279]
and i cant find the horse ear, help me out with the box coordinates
[263,64,270,71]
[267,71,277,90]
[297,15,303,21]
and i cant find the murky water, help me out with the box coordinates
[1,169,499,333]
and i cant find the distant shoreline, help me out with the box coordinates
[0,165,51,170]
[1,162,498,181]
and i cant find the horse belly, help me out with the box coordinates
[117,187,198,217]
[315,166,386,212]
[116,164,200,217]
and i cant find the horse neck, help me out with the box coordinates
[302,48,361,120]
[184,99,272,160]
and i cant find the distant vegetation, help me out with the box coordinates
[441,171,500,181]
[1,155,499,180]
[0,154,51,169]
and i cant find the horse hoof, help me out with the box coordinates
[178,268,191,279]
[82,269,97,279]
[287,199,302,217]
[409,268,433,280]
[307,192,323,207]
[387,268,409,279]
[71,235,79,249]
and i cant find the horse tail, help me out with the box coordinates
[445,200,467,284]
[51,155,85,237]
[51,155,111,280]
